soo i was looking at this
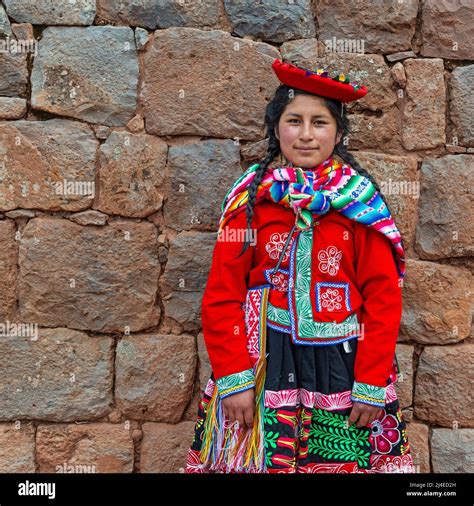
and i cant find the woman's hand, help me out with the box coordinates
[348,401,383,428]
[221,388,255,429]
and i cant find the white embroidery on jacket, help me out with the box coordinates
[315,282,352,312]
[264,268,289,292]
[317,245,342,276]
[265,232,294,263]
[320,287,343,311]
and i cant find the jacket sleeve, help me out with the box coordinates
[351,221,403,407]
[201,208,256,399]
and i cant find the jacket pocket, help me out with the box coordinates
[314,281,352,313]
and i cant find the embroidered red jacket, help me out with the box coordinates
[201,199,403,406]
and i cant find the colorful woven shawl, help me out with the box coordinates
[218,156,406,279]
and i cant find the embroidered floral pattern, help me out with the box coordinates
[265,232,294,262]
[321,288,342,310]
[315,282,351,312]
[264,268,289,292]
[370,454,415,473]
[216,368,255,399]
[352,381,386,407]
[318,245,342,276]
[369,412,401,454]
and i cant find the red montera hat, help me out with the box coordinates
[272,58,367,103]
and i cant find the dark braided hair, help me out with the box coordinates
[236,84,403,259]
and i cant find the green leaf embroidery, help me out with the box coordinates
[308,409,371,467]
[312,408,348,428]
[264,407,278,426]
[264,430,279,450]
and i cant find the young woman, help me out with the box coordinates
[185,59,415,474]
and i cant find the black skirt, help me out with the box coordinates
[265,323,357,393]
[186,324,415,473]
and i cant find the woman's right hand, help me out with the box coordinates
[221,388,255,429]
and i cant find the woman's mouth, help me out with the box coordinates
[296,147,318,151]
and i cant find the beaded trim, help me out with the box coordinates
[216,368,255,399]
[351,381,386,408]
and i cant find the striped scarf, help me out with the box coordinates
[219,156,406,279]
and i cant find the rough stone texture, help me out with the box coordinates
[197,332,212,392]
[0,328,113,422]
[401,260,472,344]
[449,65,474,147]
[224,0,315,43]
[69,210,108,226]
[11,22,33,41]
[134,27,150,50]
[414,344,473,427]
[36,423,134,473]
[0,0,471,475]
[160,231,216,331]
[241,139,269,166]
[431,429,474,473]
[421,0,474,60]
[115,334,196,423]
[141,422,196,472]
[0,4,12,37]
[280,46,396,112]
[0,219,17,320]
[386,51,416,63]
[97,0,222,30]
[416,155,473,259]
[394,344,414,409]
[181,381,202,424]
[126,114,145,132]
[96,131,167,218]
[316,0,419,53]
[5,209,34,219]
[402,407,413,424]
[4,0,96,25]
[402,59,446,150]
[406,422,430,473]
[0,119,97,212]
[347,109,401,152]
[351,152,418,251]
[91,124,112,140]
[0,96,27,119]
[19,218,160,333]
[141,28,280,139]
[0,50,28,97]
[164,139,242,231]
[390,62,406,88]
[31,26,138,126]
[0,422,36,472]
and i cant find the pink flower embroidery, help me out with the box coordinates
[320,288,343,311]
[265,232,294,262]
[318,245,342,276]
[369,412,401,454]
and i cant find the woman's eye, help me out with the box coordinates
[289,119,326,125]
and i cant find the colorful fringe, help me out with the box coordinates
[198,291,269,472]
[218,156,406,280]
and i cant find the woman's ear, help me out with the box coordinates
[336,130,342,145]
[274,125,280,141]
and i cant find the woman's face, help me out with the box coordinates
[275,94,342,169]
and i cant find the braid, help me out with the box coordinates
[235,135,280,259]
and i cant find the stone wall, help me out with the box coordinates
[0,0,472,474]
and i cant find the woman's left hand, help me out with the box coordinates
[348,402,383,428]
